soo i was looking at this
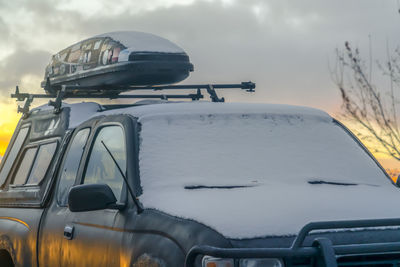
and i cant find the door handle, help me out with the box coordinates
[64,225,74,240]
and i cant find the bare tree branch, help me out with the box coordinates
[334,42,400,161]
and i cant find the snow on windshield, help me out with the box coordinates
[139,113,389,188]
[138,112,396,238]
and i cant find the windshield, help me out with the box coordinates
[138,113,390,189]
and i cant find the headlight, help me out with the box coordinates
[240,258,284,267]
[202,256,234,267]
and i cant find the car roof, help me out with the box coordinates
[32,101,332,130]
[32,102,103,129]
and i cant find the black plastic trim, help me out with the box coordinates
[185,218,400,267]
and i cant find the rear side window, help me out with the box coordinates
[11,142,57,186]
[0,126,30,186]
[27,143,58,184]
[57,128,90,206]
[13,147,38,185]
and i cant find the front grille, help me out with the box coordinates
[288,256,313,266]
[186,219,400,267]
[288,254,400,266]
[337,253,400,266]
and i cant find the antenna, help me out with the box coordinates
[101,140,143,213]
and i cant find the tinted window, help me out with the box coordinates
[13,147,37,185]
[84,126,126,201]
[11,141,57,186]
[57,128,90,206]
[26,142,57,184]
[0,126,30,186]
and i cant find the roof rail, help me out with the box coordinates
[11,81,256,115]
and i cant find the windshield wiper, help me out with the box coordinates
[185,185,256,190]
[308,180,358,186]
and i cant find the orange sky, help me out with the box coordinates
[0,102,21,155]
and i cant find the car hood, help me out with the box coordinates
[140,180,400,239]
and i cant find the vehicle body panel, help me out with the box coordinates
[0,208,42,267]
[0,107,70,267]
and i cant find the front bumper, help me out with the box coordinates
[185,218,400,267]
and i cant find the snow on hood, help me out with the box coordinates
[131,104,400,239]
[144,180,400,239]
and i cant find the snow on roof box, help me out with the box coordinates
[41,31,194,94]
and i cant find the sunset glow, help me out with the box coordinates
[0,103,20,156]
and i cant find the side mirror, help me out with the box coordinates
[68,184,117,212]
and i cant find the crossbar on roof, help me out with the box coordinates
[11,81,256,116]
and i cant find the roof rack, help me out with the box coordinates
[11,81,256,115]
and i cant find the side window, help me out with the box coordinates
[11,142,57,186]
[84,126,126,202]
[26,143,57,184]
[57,128,90,206]
[13,147,38,185]
[0,126,30,186]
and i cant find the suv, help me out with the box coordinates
[1,98,400,267]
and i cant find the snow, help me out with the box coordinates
[102,101,331,120]
[128,102,400,238]
[67,102,103,128]
[95,31,185,62]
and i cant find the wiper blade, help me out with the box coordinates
[308,180,358,186]
[184,185,256,190]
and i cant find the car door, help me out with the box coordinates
[38,122,93,267]
[60,118,129,267]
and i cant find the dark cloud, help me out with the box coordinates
[67,0,398,111]
[0,49,51,96]
[0,18,9,41]
[0,0,398,112]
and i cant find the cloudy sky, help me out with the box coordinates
[0,0,399,166]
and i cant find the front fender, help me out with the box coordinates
[123,231,185,267]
